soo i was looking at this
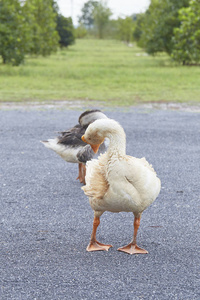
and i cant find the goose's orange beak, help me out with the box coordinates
[81,135,87,143]
[81,135,100,154]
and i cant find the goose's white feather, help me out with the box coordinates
[41,139,80,163]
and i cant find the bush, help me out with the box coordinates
[0,0,31,65]
[171,0,200,65]
[56,15,75,47]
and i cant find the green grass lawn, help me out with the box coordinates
[0,39,200,106]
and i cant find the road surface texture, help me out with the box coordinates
[0,106,199,300]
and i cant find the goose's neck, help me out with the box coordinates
[106,132,126,158]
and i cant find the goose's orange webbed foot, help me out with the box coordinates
[87,215,112,252]
[118,243,148,255]
[118,215,148,254]
[87,241,113,252]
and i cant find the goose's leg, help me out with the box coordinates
[118,215,148,254]
[76,163,84,183]
[87,216,113,252]
[81,164,86,185]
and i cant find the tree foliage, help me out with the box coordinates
[171,0,200,64]
[78,0,98,28]
[136,0,190,55]
[78,0,112,38]
[93,0,112,39]
[24,0,59,56]
[0,0,62,65]
[56,15,75,47]
[75,25,88,39]
[0,0,32,65]
[132,13,145,42]
[117,17,135,43]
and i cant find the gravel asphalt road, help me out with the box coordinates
[0,106,199,300]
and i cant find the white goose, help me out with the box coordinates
[41,110,108,184]
[81,118,161,254]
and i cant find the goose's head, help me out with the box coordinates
[82,118,125,153]
[79,109,108,129]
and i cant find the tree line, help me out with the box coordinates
[0,0,75,65]
[77,0,200,65]
[1,0,200,65]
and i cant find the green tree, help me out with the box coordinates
[117,17,134,43]
[0,0,31,65]
[93,0,112,39]
[104,19,118,39]
[24,0,59,56]
[78,0,98,28]
[138,0,190,55]
[133,13,145,42]
[171,0,200,64]
[75,25,88,38]
[56,15,75,47]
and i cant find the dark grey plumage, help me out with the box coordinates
[41,109,108,183]
[77,142,106,164]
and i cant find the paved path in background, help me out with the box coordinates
[0,107,199,300]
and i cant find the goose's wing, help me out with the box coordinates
[58,124,80,136]
[77,142,107,163]
[126,156,156,175]
[77,141,107,163]
[109,156,158,190]
[120,156,161,199]
[58,124,86,147]
[77,144,94,163]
